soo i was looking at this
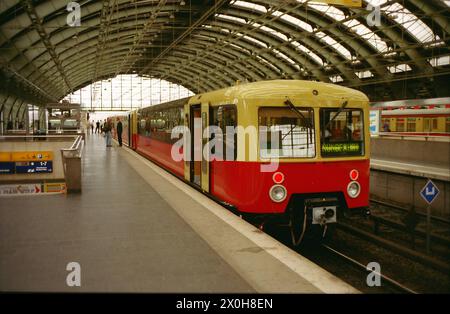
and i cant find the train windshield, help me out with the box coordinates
[320,108,364,157]
[258,107,315,158]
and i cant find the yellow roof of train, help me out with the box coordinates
[189,80,369,106]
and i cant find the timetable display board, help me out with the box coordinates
[0,151,54,174]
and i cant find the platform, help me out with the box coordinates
[0,134,356,293]
[371,158,450,182]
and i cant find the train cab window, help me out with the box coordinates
[320,109,364,157]
[258,107,315,158]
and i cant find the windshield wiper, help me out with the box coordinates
[283,98,313,153]
[324,99,348,131]
[284,98,312,129]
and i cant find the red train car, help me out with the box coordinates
[120,80,370,244]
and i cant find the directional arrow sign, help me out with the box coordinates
[420,180,440,205]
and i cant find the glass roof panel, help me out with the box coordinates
[291,41,324,65]
[306,2,346,21]
[428,55,450,67]
[272,48,296,65]
[387,64,412,73]
[63,75,193,110]
[256,55,281,73]
[253,22,289,41]
[271,11,314,33]
[343,19,388,52]
[369,0,441,44]
[230,0,267,13]
[315,31,352,60]
[330,75,344,83]
[355,70,374,79]
[215,14,247,24]
[242,35,268,48]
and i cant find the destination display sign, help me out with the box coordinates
[321,142,362,156]
[15,161,53,173]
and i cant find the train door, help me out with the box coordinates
[189,105,202,187]
[128,113,131,146]
[200,102,210,192]
[186,103,210,192]
[424,118,431,132]
[130,111,138,149]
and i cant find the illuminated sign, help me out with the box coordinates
[322,142,362,155]
[369,111,380,134]
[311,0,362,8]
[0,152,10,162]
[0,151,54,174]
[12,151,53,162]
[0,162,15,174]
[15,161,53,173]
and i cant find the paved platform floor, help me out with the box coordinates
[0,134,253,292]
[1,134,356,293]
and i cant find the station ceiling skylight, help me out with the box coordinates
[369,0,443,44]
[1,0,448,106]
[387,64,412,74]
[315,32,352,60]
[230,0,267,13]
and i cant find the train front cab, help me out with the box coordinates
[183,81,370,242]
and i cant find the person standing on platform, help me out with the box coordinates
[116,118,123,147]
[104,119,113,147]
[90,120,94,134]
[95,120,100,134]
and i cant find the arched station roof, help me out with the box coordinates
[0,0,449,114]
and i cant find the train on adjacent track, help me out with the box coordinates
[109,80,371,244]
[370,98,450,136]
[378,108,450,136]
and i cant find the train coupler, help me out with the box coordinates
[306,198,338,226]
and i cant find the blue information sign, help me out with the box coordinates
[420,180,440,205]
[15,161,53,174]
[0,162,16,174]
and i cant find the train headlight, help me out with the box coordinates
[269,185,287,202]
[347,181,361,198]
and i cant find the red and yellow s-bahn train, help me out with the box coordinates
[110,80,370,244]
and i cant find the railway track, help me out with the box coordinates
[261,200,450,293]
[339,199,450,270]
[369,199,450,246]
[321,244,418,294]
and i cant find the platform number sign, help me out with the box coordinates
[420,180,440,205]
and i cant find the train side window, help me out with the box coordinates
[432,118,438,130]
[446,118,450,133]
[211,105,237,161]
[396,118,405,132]
[407,118,416,132]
